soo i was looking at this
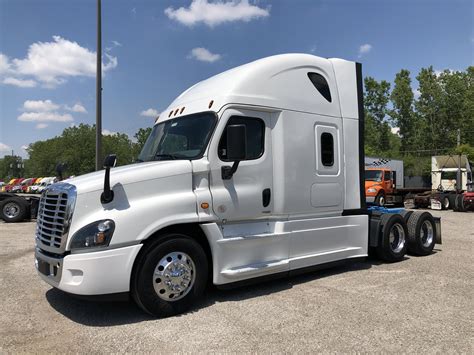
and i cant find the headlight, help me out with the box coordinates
[70,219,115,251]
[367,188,377,193]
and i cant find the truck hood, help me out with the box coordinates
[365,181,382,189]
[63,160,193,194]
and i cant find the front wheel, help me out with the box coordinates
[131,234,208,317]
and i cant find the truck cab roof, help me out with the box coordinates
[161,53,359,123]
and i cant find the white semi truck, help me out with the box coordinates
[34,54,441,317]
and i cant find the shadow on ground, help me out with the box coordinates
[46,258,379,327]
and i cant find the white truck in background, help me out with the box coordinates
[34,54,441,317]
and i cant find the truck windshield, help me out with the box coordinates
[138,112,216,162]
[365,170,382,182]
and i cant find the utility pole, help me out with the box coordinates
[456,129,461,193]
[95,0,102,171]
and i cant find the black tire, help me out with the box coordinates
[376,214,408,262]
[454,194,466,212]
[441,195,450,210]
[406,212,436,256]
[0,197,29,223]
[448,194,456,211]
[399,210,413,223]
[131,234,208,317]
[375,191,386,206]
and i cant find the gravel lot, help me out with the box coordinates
[1,210,473,353]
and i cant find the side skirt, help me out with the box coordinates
[216,257,367,290]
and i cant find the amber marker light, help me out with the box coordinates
[201,202,209,209]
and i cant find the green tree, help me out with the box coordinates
[26,124,137,177]
[133,127,152,158]
[364,77,392,153]
[390,69,417,152]
[415,66,445,150]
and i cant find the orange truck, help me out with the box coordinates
[365,156,473,209]
[365,157,429,206]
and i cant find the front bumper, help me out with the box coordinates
[366,196,376,203]
[35,244,142,295]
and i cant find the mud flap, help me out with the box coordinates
[434,217,442,244]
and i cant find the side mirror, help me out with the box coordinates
[103,154,117,169]
[222,125,247,180]
[101,154,117,204]
[226,124,247,161]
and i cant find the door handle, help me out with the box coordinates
[262,188,271,207]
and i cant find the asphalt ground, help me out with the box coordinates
[0,210,473,353]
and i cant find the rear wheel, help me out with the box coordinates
[399,210,413,222]
[406,212,436,256]
[375,192,386,207]
[0,197,29,223]
[442,195,450,210]
[454,194,466,212]
[448,194,456,210]
[376,214,408,262]
[131,234,208,317]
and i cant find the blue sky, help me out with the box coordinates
[0,0,473,158]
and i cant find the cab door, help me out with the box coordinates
[208,108,273,222]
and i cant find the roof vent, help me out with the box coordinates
[307,72,332,102]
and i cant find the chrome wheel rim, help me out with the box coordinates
[153,251,196,302]
[389,223,405,253]
[3,202,19,219]
[420,220,434,247]
[379,196,385,206]
[443,197,449,209]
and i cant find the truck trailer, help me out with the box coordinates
[34,54,441,317]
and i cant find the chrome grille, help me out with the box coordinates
[35,183,76,253]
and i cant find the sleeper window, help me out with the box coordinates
[219,116,265,161]
[308,72,332,102]
[320,132,334,167]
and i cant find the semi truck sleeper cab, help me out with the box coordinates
[34,54,441,317]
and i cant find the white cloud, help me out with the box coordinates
[165,0,270,27]
[0,54,11,74]
[140,108,160,118]
[358,43,372,58]
[35,123,49,129]
[65,103,87,113]
[2,36,117,88]
[21,145,29,150]
[18,112,73,122]
[23,99,59,112]
[102,129,118,136]
[391,127,400,135]
[189,47,221,62]
[0,142,12,153]
[3,77,37,88]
